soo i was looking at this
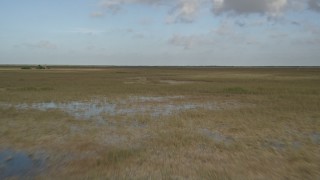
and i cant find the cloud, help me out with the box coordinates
[97,0,201,23]
[212,21,234,36]
[291,21,301,26]
[36,41,57,49]
[98,0,168,13]
[235,20,246,27]
[94,0,320,23]
[168,33,215,49]
[67,28,105,35]
[168,20,262,49]
[90,11,105,18]
[98,0,122,13]
[19,41,57,49]
[212,21,259,44]
[166,0,201,23]
[168,34,196,49]
[308,0,320,12]
[212,0,288,17]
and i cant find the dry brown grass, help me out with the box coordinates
[0,67,319,179]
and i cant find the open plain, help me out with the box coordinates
[0,67,319,179]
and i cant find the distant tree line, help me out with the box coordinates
[21,65,49,70]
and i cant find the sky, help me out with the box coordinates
[0,0,320,66]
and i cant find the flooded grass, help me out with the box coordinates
[0,96,242,121]
[0,67,319,179]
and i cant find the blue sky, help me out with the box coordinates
[0,0,320,66]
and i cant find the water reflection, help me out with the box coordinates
[18,101,117,119]
[1,96,218,120]
[0,150,45,179]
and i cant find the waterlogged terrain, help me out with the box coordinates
[0,96,242,121]
[0,67,319,179]
[0,149,45,179]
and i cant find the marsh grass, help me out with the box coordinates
[223,87,251,94]
[0,67,319,179]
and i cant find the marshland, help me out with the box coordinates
[0,67,319,179]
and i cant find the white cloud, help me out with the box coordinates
[166,0,201,23]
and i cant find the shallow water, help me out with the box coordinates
[1,96,219,120]
[127,95,185,103]
[0,150,45,179]
[17,101,117,120]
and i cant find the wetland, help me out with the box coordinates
[0,67,319,179]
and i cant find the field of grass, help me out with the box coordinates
[0,67,319,179]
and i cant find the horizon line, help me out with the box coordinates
[1,64,320,68]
